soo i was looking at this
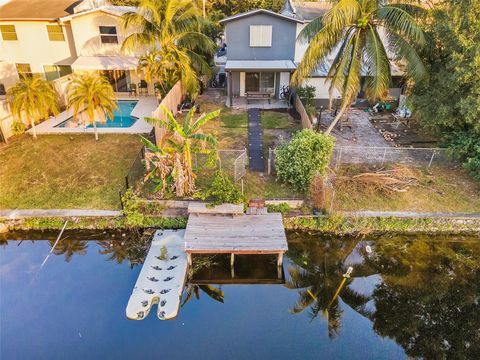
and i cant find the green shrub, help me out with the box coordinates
[11,121,26,135]
[305,104,317,117]
[266,202,291,214]
[275,129,335,192]
[121,189,146,228]
[295,86,315,108]
[200,170,245,206]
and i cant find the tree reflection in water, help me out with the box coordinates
[48,237,88,262]
[286,234,369,338]
[96,229,155,268]
[286,232,480,358]
[182,255,225,306]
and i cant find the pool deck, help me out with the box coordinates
[31,96,158,135]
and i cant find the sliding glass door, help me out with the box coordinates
[98,70,131,92]
[245,72,275,95]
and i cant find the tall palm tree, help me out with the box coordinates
[7,75,59,139]
[66,73,117,141]
[145,105,218,196]
[121,0,215,96]
[292,0,427,134]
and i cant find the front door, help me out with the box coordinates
[245,72,259,92]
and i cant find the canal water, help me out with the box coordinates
[1,230,478,359]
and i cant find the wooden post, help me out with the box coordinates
[277,253,284,279]
[228,71,233,107]
[230,253,235,278]
[277,252,283,267]
[277,253,283,279]
[187,253,192,266]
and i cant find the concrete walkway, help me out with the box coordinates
[0,209,121,218]
[322,109,390,147]
[248,108,265,172]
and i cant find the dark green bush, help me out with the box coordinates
[275,129,335,192]
[201,170,245,206]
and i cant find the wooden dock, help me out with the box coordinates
[126,210,288,321]
[184,213,288,276]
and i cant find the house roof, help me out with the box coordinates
[225,60,297,71]
[59,6,135,21]
[71,56,138,71]
[0,0,82,21]
[219,9,304,24]
[294,1,331,21]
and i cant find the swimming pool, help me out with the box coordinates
[55,100,138,128]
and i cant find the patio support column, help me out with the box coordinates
[228,71,233,107]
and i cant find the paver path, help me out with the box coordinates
[248,108,265,172]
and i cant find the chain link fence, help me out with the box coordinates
[267,145,455,174]
[119,148,248,207]
[330,146,454,168]
[194,149,247,182]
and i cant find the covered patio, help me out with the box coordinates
[71,56,154,95]
[225,60,296,108]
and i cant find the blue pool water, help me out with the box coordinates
[56,100,138,128]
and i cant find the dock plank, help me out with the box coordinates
[184,213,288,254]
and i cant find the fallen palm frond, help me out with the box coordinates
[335,165,421,194]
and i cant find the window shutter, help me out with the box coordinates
[250,25,272,47]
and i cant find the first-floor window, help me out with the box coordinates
[43,65,72,81]
[99,26,118,44]
[16,63,32,79]
[245,72,275,94]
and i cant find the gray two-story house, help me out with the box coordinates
[220,9,303,106]
[220,1,405,108]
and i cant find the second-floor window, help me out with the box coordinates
[249,25,272,47]
[46,25,65,41]
[0,25,18,41]
[16,63,32,79]
[99,26,118,44]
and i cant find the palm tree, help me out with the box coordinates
[7,75,59,139]
[66,73,117,141]
[121,0,215,96]
[292,0,427,134]
[145,105,218,196]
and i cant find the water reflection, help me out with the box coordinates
[286,233,480,358]
[286,236,370,339]
[1,231,479,359]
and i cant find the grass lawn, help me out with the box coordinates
[0,134,143,210]
[262,110,301,152]
[243,172,303,199]
[187,99,248,149]
[332,165,480,213]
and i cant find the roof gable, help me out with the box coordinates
[59,6,135,22]
[219,9,303,24]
